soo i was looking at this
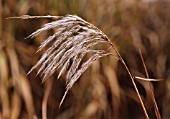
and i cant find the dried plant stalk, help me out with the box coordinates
[8,15,149,118]
[139,50,161,119]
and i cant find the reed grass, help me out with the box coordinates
[2,1,170,119]
[11,14,154,118]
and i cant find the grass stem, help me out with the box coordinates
[139,50,161,119]
[109,41,149,119]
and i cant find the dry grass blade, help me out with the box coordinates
[135,76,163,81]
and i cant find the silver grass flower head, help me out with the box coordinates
[27,15,112,106]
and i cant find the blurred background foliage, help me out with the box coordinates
[0,0,170,119]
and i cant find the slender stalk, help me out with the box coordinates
[139,50,161,119]
[0,0,2,38]
[42,79,53,119]
[108,41,149,119]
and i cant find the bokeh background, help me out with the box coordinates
[1,0,170,119]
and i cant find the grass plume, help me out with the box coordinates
[25,15,112,107]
